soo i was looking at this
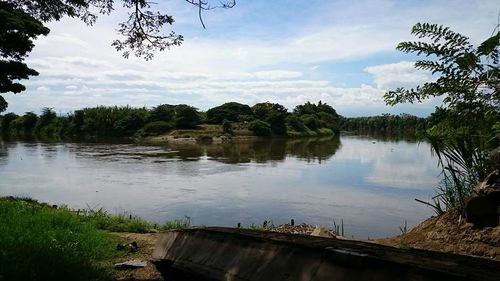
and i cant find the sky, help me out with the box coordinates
[5,0,500,117]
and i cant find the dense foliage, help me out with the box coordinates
[341,114,427,135]
[0,2,50,113]
[0,104,204,139]
[206,102,253,123]
[385,23,499,141]
[0,101,347,139]
[385,22,500,215]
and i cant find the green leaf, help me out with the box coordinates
[477,31,500,55]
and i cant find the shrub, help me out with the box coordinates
[222,119,233,134]
[286,115,307,132]
[149,104,175,122]
[301,114,318,130]
[142,121,172,136]
[248,120,271,136]
[0,112,18,132]
[35,107,56,133]
[206,102,253,124]
[422,136,491,215]
[113,111,148,136]
[174,105,200,129]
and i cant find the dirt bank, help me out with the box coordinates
[111,232,163,281]
[376,211,500,261]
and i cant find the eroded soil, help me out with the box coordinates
[376,211,500,261]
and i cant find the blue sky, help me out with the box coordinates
[6,0,499,116]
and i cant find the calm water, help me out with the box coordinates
[0,136,440,238]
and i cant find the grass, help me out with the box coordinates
[0,197,120,281]
[77,207,191,233]
[420,136,491,215]
[239,220,275,231]
[0,197,191,281]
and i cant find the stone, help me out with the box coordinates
[129,241,139,252]
[465,170,500,227]
[311,226,335,238]
[114,259,147,269]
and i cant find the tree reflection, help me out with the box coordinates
[171,136,342,164]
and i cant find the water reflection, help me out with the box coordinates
[202,137,340,164]
[0,135,439,239]
[18,136,341,165]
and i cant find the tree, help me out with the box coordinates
[292,101,341,132]
[251,102,288,135]
[384,23,499,134]
[386,23,500,215]
[174,104,200,129]
[248,120,271,137]
[206,102,253,124]
[0,112,18,133]
[149,104,175,123]
[0,2,50,112]
[0,0,235,112]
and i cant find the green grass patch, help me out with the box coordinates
[0,198,121,281]
[0,197,192,281]
[78,207,191,233]
[240,220,274,232]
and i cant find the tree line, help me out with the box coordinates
[341,114,428,135]
[0,101,345,139]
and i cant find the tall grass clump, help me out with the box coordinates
[0,198,119,281]
[422,136,492,215]
[77,207,191,233]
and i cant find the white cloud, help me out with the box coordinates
[36,33,90,49]
[5,0,497,116]
[253,70,302,80]
[364,61,430,90]
[36,86,50,92]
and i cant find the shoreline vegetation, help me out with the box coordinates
[0,197,342,280]
[0,197,192,281]
[2,196,499,281]
[0,101,428,144]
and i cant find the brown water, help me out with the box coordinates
[0,135,440,238]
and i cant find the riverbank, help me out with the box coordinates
[0,197,190,281]
[2,197,499,280]
[111,214,500,280]
[0,197,343,280]
[375,211,500,261]
[141,124,335,145]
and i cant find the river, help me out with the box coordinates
[0,135,440,239]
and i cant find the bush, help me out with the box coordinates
[0,112,18,132]
[174,105,200,129]
[286,115,307,132]
[35,107,56,133]
[113,111,148,136]
[222,119,233,134]
[149,104,175,122]
[248,120,271,136]
[301,114,318,130]
[206,102,253,124]
[79,106,149,137]
[142,121,172,136]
